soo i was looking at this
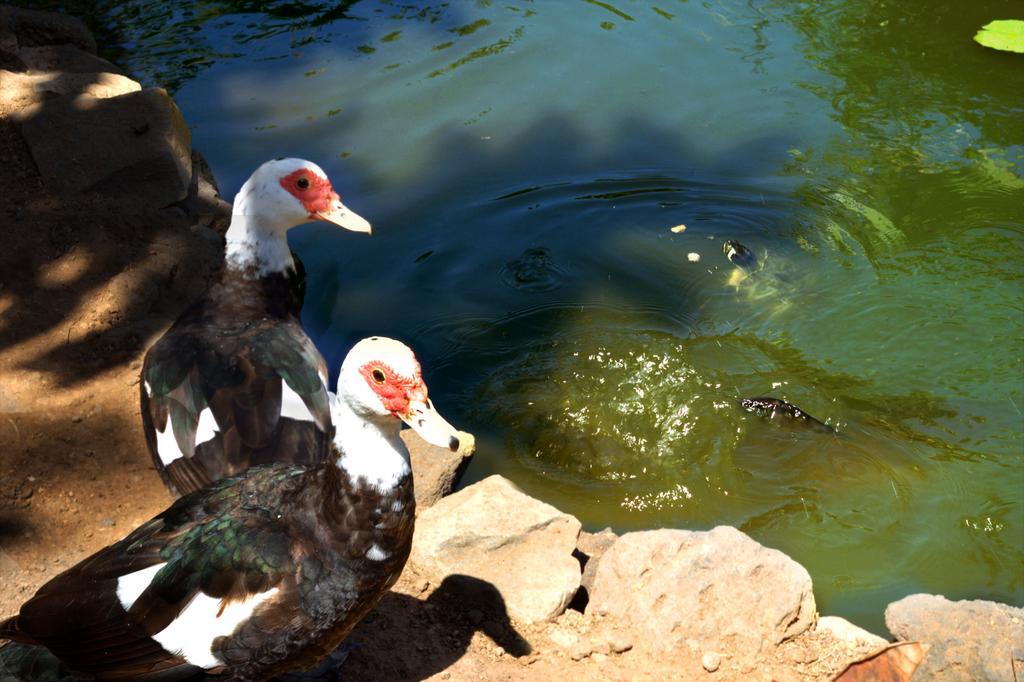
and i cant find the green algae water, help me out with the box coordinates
[50,0,1023,633]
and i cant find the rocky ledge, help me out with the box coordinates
[377,473,1023,681]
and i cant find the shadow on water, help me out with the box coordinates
[20,0,484,93]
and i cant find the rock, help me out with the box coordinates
[17,44,122,74]
[576,527,618,603]
[586,627,634,656]
[587,527,815,661]
[569,645,591,662]
[0,70,140,109]
[885,594,1024,681]
[179,150,231,233]
[402,428,474,508]
[16,88,192,208]
[547,626,579,651]
[817,615,887,650]
[577,527,619,559]
[0,5,96,53]
[0,20,15,56]
[702,651,721,672]
[0,50,24,71]
[605,631,633,654]
[411,475,582,623]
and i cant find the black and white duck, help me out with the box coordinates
[141,158,371,496]
[1,337,461,680]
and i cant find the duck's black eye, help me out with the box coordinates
[296,176,310,190]
[371,369,386,383]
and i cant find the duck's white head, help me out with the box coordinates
[226,158,371,275]
[335,336,463,453]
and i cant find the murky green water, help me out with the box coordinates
[50,0,1023,632]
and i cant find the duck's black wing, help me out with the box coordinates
[0,641,93,682]
[0,468,314,680]
[140,268,331,496]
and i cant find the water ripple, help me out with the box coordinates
[500,247,566,292]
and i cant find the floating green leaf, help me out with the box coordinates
[973,19,1024,54]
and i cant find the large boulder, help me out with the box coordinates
[410,475,582,624]
[17,44,122,74]
[15,87,192,208]
[587,526,816,660]
[402,429,474,508]
[0,5,96,54]
[885,594,1024,681]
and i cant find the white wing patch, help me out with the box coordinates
[280,380,315,422]
[155,421,186,465]
[366,544,390,561]
[143,381,153,398]
[117,563,164,610]
[116,563,279,670]
[151,588,280,669]
[195,408,219,446]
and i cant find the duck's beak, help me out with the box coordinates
[314,193,372,235]
[399,395,469,453]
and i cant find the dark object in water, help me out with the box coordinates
[723,240,758,271]
[740,397,833,433]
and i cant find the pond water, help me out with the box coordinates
[56,0,1023,633]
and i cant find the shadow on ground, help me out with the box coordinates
[0,6,226,389]
[344,574,531,681]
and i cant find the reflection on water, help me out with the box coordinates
[40,0,1024,633]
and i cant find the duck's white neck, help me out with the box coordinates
[331,394,410,493]
[224,185,295,276]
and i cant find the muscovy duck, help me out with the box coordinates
[141,158,371,496]
[1,337,461,680]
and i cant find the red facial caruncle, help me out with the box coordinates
[359,361,426,415]
[280,168,340,218]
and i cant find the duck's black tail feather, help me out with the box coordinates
[0,615,37,645]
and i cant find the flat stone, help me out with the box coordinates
[885,594,1024,681]
[401,428,475,509]
[410,475,582,624]
[18,44,122,74]
[587,526,815,661]
[16,87,192,208]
